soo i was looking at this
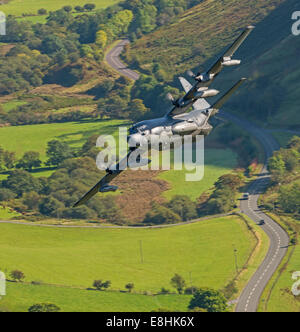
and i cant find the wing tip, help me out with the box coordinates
[247,25,255,30]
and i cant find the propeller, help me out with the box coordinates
[166,92,175,103]
[186,70,196,78]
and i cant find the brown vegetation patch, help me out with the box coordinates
[112,170,170,223]
[0,43,14,56]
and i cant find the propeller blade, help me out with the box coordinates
[166,92,174,102]
[186,70,195,78]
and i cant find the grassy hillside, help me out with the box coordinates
[0,216,256,293]
[1,282,192,312]
[0,0,120,16]
[0,119,127,160]
[124,0,300,128]
[124,0,286,76]
[159,149,237,200]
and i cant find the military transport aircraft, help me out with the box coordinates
[74,26,254,207]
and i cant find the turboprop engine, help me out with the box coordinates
[194,89,219,99]
[99,185,118,193]
[222,57,241,66]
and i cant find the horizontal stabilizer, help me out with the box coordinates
[179,77,193,93]
[212,78,246,110]
[193,98,211,111]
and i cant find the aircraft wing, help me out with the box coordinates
[73,172,118,207]
[210,78,247,115]
[205,26,255,80]
[73,149,134,207]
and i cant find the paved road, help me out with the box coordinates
[0,213,231,229]
[219,112,290,312]
[102,41,291,312]
[105,39,140,81]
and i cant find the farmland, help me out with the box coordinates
[0,119,127,160]
[0,0,120,17]
[0,214,268,312]
[0,216,257,292]
[159,149,238,201]
[0,282,192,312]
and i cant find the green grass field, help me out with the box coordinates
[0,0,120,16]
[0,119,127,160]
[258,214,300,312]
[0,283,192,312]
[0,207,21,219]
[264,246,300,312]
[159,149,237,200]
[0,216,256,294]
[2,100,27,112]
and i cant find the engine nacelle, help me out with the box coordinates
[195,89,219,99]
[172,121,198,134]
[99,185,118,193]
[222,59,241,66]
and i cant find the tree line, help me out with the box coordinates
[266,136,300,217]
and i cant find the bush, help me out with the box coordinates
[28,303,60,312]
[0,188,16,202]
[125,283,134,293]
[10,270,25,282]
[184,286,199,295]
[159,287,171,295]
[144,204,181,225]
[93,280,111,291]
[170,274,186,294]
[84,3,96,11]
[188,288,228,312]
[38,8,47,15]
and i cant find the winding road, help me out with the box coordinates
[105,39,140,81]
[105,40,290,312]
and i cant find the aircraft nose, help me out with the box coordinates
[127,134,147,149]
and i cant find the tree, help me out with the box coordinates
[39,197,65,217]
[22,191,41,210]
[96,30,107,49]
[10,270,25,282]
[0,188,16,202]
[144,204,181,225]
[74,6,84,12]
[167,195,198,221]
[128,99,149,121]
[170,274,186,294]
[3,151,16,169]
[46,140,73,167]
[84,3,96,11]
[63,6,73,13]
[38,8,47,15]
[279,184,300,214]
[188,288,228,312]
[28,303,61,312]
[93,280,111,291]
[214,174,243,191]
[3,170,43,197]
[16,151,42,171]
[125,283,134,293]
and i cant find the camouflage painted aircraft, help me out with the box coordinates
[74,26,254,207]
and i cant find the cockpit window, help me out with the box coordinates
[129,124,148,135]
